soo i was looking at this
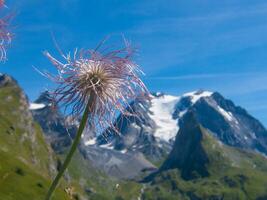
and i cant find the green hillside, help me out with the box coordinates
[142,126,267,200]
[0,150,70,200]
[0,75,72,199]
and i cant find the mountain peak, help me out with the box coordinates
[151,91,165,97]
[159,111,210,180]
[30,91,53,110]
[0,73,18,88]
[35,91,54,104]
[183,90,213,104]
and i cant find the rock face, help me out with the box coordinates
[160,111,210,180]
[30,91,77,153]
[0,73,18,87]
[92,93,180,163]
[181,91,267,155]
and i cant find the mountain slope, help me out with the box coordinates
[160,111,209,180]
[30,91,77,153]
[186,91,267,155]
[91,93,179,164]
[0,150,70,200]
[0,74,72,200]
[0,74,55,176]
[142,111,267,200]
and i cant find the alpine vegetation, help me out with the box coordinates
[43,38,149,200]
[0,0,11,61]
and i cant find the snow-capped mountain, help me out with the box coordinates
[87,91,214,156]
[91,92,181,162]
[186,91,267,154]
[30,90,267,178]
[86,90,267,162]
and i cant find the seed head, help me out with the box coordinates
[43,39,149,134]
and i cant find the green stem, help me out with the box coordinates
[45,97,93,200]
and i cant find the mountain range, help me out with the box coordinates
[1,73,267,200]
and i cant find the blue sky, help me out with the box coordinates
[2,0,267,125]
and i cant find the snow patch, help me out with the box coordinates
[183,91,213,104]
[216,106,241,127]
[217,106,234,121]
[85,138,97,146]
[29,103,46,110]
[120,149,127,154]
[100,143,114,150]
[148,95,180,141]
[131,123,141,129]
[138,103,146,111]
[178,110,187,118]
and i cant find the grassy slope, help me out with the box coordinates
[0,82,51,173]
[142,127,267,200]
[0,80,71,199]
[62,150,142,200]
[0,151,69,200]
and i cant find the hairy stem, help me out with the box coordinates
[45,95,94,200]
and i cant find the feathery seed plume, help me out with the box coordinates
[44,39,149,135]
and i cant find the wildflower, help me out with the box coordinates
[44,38,149,200]
[43,39,148,134]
